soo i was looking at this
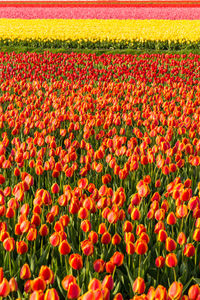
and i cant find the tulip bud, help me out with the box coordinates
[167,212,177,225]
[59,240,71,256]
[51,183,59,194]
[44,288,60,300]
[126,241,135,255]
[101,232,111,245]
[93,259,105,273]
[165,237,177,252]
[102,275,114,291]
[183,243,195,257]
[39,266,54,285]
[155,285,167,300]
[3,237,15,252]
[20,263,31,280]
[114,293,124,300]
[88,231,98,244]
[30,290,44,300]
[62,275,76,291]
[135,240,148,255]
[0,278,10,297]
[188,284,200,300]
[69,254,83,270]
[112,233,121,245]
[155,256,165,268]
[67,283,81,299]
[88,278,101,291]
[177,232,187,245]
[16,241,28,255]
[31,277,46,292]
[133,277,145,294]
[168,281,183,300]
[111,251,124,266]
[106,261,115,274]
[165,253,178,268]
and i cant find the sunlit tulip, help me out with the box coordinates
[168,281,183,300]
[133,277,145,294]
[165,253,178,268]
[69,254,83,270]
[135,240,148,255]
[88,278,101,291]
[183,243,195,257]
[93,259,105,273]
[102,275,114,291]
[44,288,60,300]
[67,283,81,299]
[31,277,46,292]
[155,256,165,268]
[20,264,31,280]
[0,278,10,297]
[16,241,28,255]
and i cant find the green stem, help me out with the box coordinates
[138,255,141,278]
[51,247,54,270]
[195,243,198,268]
[9,251,12,277]
[65,255,68,274]
[173,267,176,282]
[40,237,43,256]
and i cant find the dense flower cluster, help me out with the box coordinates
[0,52,200,299]
[0,19,200,49]
[0,7,200,20]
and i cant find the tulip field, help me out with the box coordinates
[0,1,200,300]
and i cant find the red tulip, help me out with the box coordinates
[20,263,31,280]
[0,278,10,297]
[133,277,145,294]
[44,288,60,300]
[67,283,81,299]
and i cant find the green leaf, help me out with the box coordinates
[193,278,200,285]
[124,262,134,286]
[113,280,121,295]
[148,268,157,280]
[37,244,51,266]
[56,275,65,298]
[182,277,194,294]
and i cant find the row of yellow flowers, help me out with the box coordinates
[0,19,200,43]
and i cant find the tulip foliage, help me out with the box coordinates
[0,52,200,299]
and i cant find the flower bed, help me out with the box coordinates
[0,51,199,299]
[0,19,200,50]
[0,6,200,19]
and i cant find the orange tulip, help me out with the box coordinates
[30,290,44,300]
[135,240,148,255]
[16,241,28,255]
[3,237,15,252]
[0,278,10,297]
[69,254,83,270]
[102,275,114,291]
[31,277,46,292]
[59,240,71,256]
[165,253,178,268]
[93,259,105,273]
[9,277,18,292]
[110,252,124,266]
[20,263,31,280]
[188,285,200,300]
[44,288,60,300]
[88,278,101,291]
[62,275,76,291]
[67,283,81,299]
[168,281,183,300]
[133,277,145,294]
